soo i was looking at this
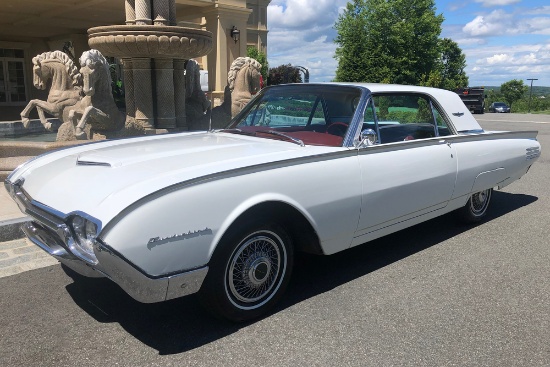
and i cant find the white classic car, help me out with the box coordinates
[5,83,541,321]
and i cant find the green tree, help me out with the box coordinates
[421,38,468,90]
[501,79,528,110]
[268,64,302,86]
[333,0,371,82]
[334,0,444,85]
[247,46,268,83]
[438,38,468,90]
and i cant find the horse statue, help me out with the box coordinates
[20,51,82,131]
[73,49,124,140]
[191,57,263,130]
[228,57,262,118]
[185,59,211,126]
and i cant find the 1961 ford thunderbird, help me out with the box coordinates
[5,83,541,321]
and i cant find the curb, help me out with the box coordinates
[0,217,30,242]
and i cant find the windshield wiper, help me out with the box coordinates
[261,130,305,147]
[218,128,256,136]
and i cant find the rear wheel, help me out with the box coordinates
[199,221,293,322]
[456,188,492,223]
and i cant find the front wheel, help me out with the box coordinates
[456,188,492,223]
[199,221,293,322]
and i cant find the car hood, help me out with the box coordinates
[9,131,342,226]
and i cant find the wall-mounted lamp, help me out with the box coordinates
[230,26,240,43]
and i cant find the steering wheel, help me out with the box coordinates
[326,122,348,137]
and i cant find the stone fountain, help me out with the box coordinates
[2,0,213,179]
[87,0,212,131]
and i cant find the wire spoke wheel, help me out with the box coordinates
[469,189,491,216]
[225,230,286,309]
[456,188,492,223]
[200,221,293,322]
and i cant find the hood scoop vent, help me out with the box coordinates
[77,160,112,167]
[77,153,114,167]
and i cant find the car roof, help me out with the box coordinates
[310,82,483,132]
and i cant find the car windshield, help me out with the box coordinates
[225,85,362,147]
[494,102,507,107]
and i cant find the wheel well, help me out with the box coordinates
[227,201,324,255]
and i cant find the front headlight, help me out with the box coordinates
[69,215,99,264]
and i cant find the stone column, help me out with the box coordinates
[169,0,177,26]
[132,57,154,129]
[174,59,187,129]
[125,0,136,25]
[134,0,152,25]
[154,58,176,129]
[122,58,135,120]
[153,0,170,26]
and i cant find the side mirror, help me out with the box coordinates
[358,128,377,148]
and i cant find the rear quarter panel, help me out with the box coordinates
[451,132,540,201]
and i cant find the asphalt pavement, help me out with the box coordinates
[0,114,549,366]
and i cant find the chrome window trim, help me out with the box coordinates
[344,87,371,147]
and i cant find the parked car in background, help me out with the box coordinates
[489,102,511,113]
[5,83,541,322]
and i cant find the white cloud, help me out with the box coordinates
[466,44,550,85]
[462,10,520,37]
[474,0,520,7]
[268,0,344,30]
[525,6,550,15]
[525,17,550,35]
[462,9,550,38]
[485,53,513,65]
[267,0,348,82]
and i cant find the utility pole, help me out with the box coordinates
[527,78,538,113]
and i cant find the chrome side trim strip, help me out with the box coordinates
[526,146,541,160]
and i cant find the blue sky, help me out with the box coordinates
[267,0,550,87]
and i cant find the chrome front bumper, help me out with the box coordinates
[7,180,208,303]
[23,221,208,303]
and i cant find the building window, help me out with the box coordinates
[0,48,27,105]
[247,3,255,25]
[261,9,266,25]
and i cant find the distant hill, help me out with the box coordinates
[483,86,550,97]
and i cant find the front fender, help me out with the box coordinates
[100,155,361,277]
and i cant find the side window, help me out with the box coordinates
[371,94,438,143]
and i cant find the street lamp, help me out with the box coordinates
[294,66,309,83]
[527,78,538,113]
